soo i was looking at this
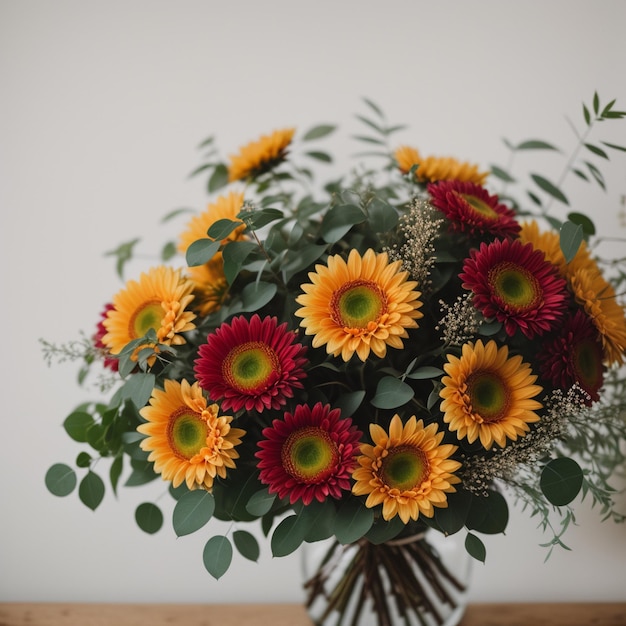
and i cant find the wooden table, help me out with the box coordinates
[1,602,625,625]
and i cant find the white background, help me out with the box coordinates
[1,0,626,606]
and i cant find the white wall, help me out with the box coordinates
[1,0,625,605]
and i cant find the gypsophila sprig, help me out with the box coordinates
[44,94,626,626]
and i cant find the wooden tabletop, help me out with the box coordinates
[1,602,625,626]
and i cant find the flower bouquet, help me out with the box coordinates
[44,95,626,626]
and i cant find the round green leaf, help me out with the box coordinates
[466,490,509,535]
[334,498,374,544]
[245,488,276,517]
[567,212,596,236]
[63,411,94,443]
[135,502,163,534]
[271,515,305,557]
[540,457,583,506]
[75,452,92,468]
[370,376,414,409]
[186,238,221,267]
[203,535,233,580]
[319,204,367,243]
[233,530,260,562]
[560,221,584,263]
[45,463,77,497]
[173,490,215,537]
[240,281,277,313]
[78,471,105,511]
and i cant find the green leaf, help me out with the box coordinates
[282,244,327,282]
[110,455,123,496]
[585,161,606,190]
[233,530,260,562]
[477,320,502,337]
[593,91,600,115]
[489,165,516,183]
[245,488,276,517]
[105,238,140,279]
[303,500,336,542]
[63,411,95,443]
[406,366,444,380]
[367,197,398,233]
[305,151,332,163]
[203,535,233,579]
[240,281,277,313]
[79,471,105,511]
[239,208,284,230]
[571,168,589,182]
[135,502,163,534]
[161,241,177,262]
[333,390,365,418]
[583,103,591,126]
[125,460,158,486]
[466,490,509,534]
[173,490,216,537]
[465,533,486,563]
[120,373,155,409]
[362,98,384,118]
[45,463,77,497]
[515,140,559,151]
[76,452,91,468]
[161,207,194,223]
[365,515,405,545]
[560,221,584,263]
[302,124,336,141]
[271,515,306,557]
[566,212,595,236]
[434,490,472,535]
[320,204,367,243]
[222,241,259,285]
[208,163,228,193]
[531,173,569,205]
[207,218,243,240]
[187,238,221,268]
[334,498,374,544]
[601,141,626,153]
[370,376,414,409]
[584,143,609,159]
[540,457,583,506]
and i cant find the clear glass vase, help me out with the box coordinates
[301,530,472,626]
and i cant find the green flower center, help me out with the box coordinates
[282,426,339,483]
[223,342,280,393]
[331,280,386,329]
[460,193,498,219]
[490,263,540,311]
[380,445,429,492]
[131,301,163,337]
[573,339,603,391]
[466,370,510,422]
[167,409,208,460]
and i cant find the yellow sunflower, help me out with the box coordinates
[394,145,488,185]
[440,339,543,450]
[228,128,295,182]
[295,248,423,362]
[570,267,626,366]
[352,414,461,523]
[178,192,246,315]
[102,266,196,362]
[138,379,245,490]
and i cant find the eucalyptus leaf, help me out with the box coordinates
[245,488,276,517]
[367,197,398,233]
[489,165,516,183]
[271,515,307,557]
[540,457,583,506]
[110,455,123,496]
[406,366,444,380]
[302,124,336,141]
[222,241,259,285]
[332,390,365,417]
[79,471,105,511]
[207,218,243,241]
[560,221,584,263]
[465,533,486,563]
[45,463,77,497]
[239,281,277,313]
[531,174,569,205]
[63,411,95,443]
[305,151,332,163]
[186,238,221,267]
[320,204,367,243]
[120,373,155,409]
[370,376,414,409]
[334,498,374,544]
[239,208,284,230]
[208,163,228,192]
[135,502,163,534]
[515,140,559,151]
[584,143,609,159]
[173,490,216,537]
[233,530,260,562]
[566,212,595,236]
[203,535,233,579]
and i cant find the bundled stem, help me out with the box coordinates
[303,534,467,626]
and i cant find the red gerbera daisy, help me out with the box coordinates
[460,238,568,338]
[427,180,520,238]
[194,314,307,413]
[256,403,362,505]
[537,309,605,405]
[93,304,118,371]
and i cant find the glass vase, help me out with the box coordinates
[301,530,472,626]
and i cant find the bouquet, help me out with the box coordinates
[44,95,626,626]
